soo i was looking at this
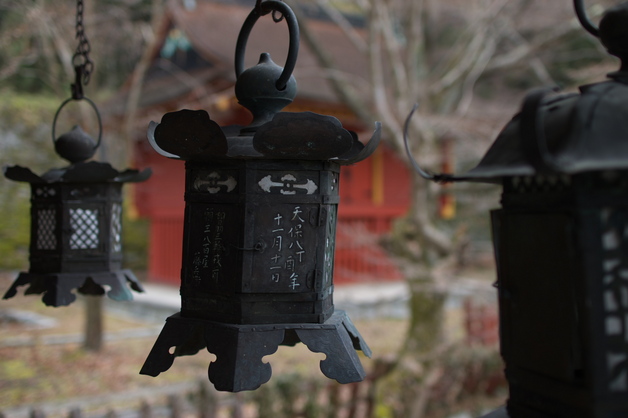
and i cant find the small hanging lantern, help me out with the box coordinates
[407,1,628,417]
[140,0,379,392]
[2,0,151,307]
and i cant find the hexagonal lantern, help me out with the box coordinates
[3,92,151,307]
[139,0,378,392]
[407,2,628,417]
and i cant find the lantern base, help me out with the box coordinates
[140,310,372,392]
[2,270,144,307]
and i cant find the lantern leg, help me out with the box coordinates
[140,314,286,391]
[140,311,371,392]
[2,270,145,307]
[89,269,145,301]
[295,310,372,384]
[3,273,37,300]
[139,313,208,377]
[3,272,85,306]
[205,325,285,392]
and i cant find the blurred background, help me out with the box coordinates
[0,0,620,416]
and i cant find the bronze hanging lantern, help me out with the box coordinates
[2,0,151,307]
[140,0,379,392]
[407,1,628,417]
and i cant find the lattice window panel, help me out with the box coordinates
[36,209,57,250]
[323,206,337,287]
[111,203,122,253]
[69,208,100,250]
[601,208,628,393]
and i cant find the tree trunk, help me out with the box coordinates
[83,296,103,352]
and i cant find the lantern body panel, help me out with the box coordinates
[28,182,124,274]
[180,159,339,324]
[493,173,628,417]
[141,154,371,392]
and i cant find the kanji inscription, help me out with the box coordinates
[250,204,322,293]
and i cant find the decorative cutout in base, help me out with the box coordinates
[140,310,371,392]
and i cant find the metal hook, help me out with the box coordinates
[574,0,600,37]
[71,65,85,100]
[403,104,453,183]
[255,0,285,22]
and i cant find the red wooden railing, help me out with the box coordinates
[334,209,405,283]
[148,217,184,283]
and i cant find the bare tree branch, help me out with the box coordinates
[316,0,367,52]
[295,5,377,126]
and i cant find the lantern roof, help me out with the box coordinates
[147,0,380,165]
[461,78,628,181]
[4,161,151,185]
[407,2,628,184]
[147,108,380,164]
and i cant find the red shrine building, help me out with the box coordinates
[112,0,411,285]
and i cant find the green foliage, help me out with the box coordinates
[0,90,60,270]
[0,359,37,380]
[0,185,31,269]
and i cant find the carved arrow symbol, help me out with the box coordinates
[258,174,318,195]
[194,172,237,194]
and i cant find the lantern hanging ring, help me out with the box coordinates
[51,94,103,151]
[49,0,102,151]
[235,0,299,91]
[574,0,600,37]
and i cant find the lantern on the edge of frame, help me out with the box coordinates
[2,8,151,307]
[140,0,379,392]
[406,1,628,417]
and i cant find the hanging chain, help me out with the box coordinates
[72,0,94,98]
[51,0,102,149]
